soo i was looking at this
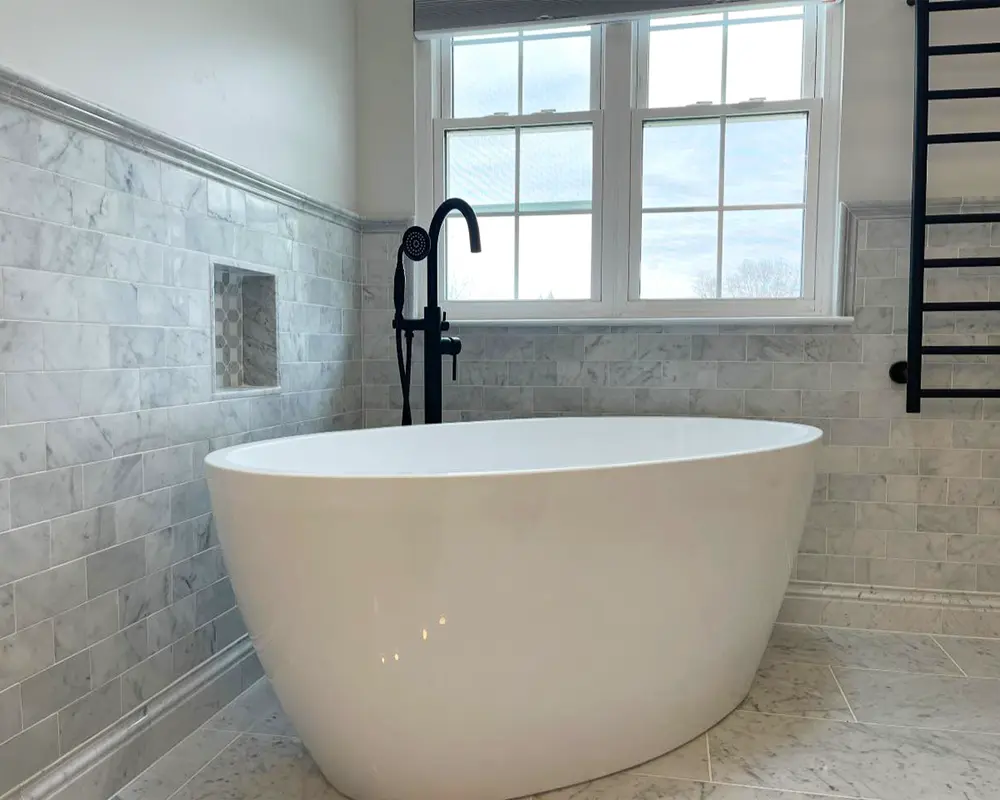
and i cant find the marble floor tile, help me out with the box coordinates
[935,635,1000,678]
[710,710,1000,800]
[113,728,238,800]
[629,735,710,781]
[834,667,1000,733]
[740,662,853,721]
[203,679,274,733]
[534,775,843,799]
[169,733,346,800]
[762,624,961,674]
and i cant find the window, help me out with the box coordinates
[421,3,842,322]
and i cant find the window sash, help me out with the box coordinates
[628,98,823,306]
[435,113,605,304]
[423,5,841,323]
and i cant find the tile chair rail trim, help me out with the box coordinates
[788,580,1000,611]
[0,66,371,233]
[5,637,254,800]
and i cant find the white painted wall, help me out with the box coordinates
[356,0,1000,216]
[0,0,358,210]
[357,0,416,219]
[840,0,1000,203]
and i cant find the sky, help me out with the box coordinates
[444,6,808,303]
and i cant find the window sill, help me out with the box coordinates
[449,316,854,328]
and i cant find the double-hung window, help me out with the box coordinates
[421,2,843,323]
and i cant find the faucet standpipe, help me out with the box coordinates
[392,199,481,425]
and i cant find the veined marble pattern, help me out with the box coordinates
[111,623,1000,800]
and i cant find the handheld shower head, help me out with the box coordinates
[401,226,431,262]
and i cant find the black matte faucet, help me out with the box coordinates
[392,198,481,425]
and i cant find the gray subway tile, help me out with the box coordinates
[140,367,212,409]
[45,417,114,469]
[0,320,44,371]
[161,166,207,214]
[0,480,8,533]
[80,370,141,416]
[147,595,196,652]
[41,324,110,370]
[9,467,82,527]
[194,579,236,627]
[54,592,119,661]
[0,423,45,478]
[172,549,227,601]
[15,560,87,629]
[0,715,59,797]
[90,620,148,686]
[83,454,143,508]
[20,650,90,727]
[116,489,172,540]
[0,585,11,638]
[86,539,146,598]
[119,570,171,627]
[122,649,173,714]
[2,267,78,321]
[110,326,166,369]
[747,335,806,362]
[51,506,116,565]
[0,621,55,691]
[0,522,50,584]
[106,145,161,200]
[58,676,122,753]
[692,334,746,361]
[170,480,212,524]
[0,684,20,745]
[6,371,82,423]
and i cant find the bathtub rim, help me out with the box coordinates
[205,417,823,481]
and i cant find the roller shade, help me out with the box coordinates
[414,0,840,38]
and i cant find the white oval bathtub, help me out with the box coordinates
[205,417,821,800]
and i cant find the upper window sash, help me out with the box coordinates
[441,25,603,121]
[636,4,818,111]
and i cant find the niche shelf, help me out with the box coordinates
[213,264,278,391]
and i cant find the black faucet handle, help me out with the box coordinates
[441,336,462,381]
[441,311,450,332]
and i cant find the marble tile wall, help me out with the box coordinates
[0,99,363,796]
[361,211,1000,600]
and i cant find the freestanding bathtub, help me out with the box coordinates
[205,417,821,800]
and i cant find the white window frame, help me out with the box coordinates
[415,3,844,324]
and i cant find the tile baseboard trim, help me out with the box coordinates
[7,638,255,800]
[782,581,1000,636]
[0,66,364,232]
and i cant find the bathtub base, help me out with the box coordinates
[206,419,820,800]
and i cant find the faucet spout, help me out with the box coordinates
[426,198,481,310]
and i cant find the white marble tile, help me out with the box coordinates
[20,650,91,726]
[59,676,123,753]
[204,678,273,733]
[741,662,853,721]
[935,636,1000,678]
[628,735,709,782]
[115,727,237,800]
[711,710,1000,800]
[106,145,161,201]
[762,624,961,674]
[37,121,106,183]
[0,620,55,692]
[15,560,87,628]
[170,733,345,800]
[536,775,840,800]
[53,592,119,661]
[835,667,1000,733]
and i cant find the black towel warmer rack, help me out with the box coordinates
[890,0,1000,412]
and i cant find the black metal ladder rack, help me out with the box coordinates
[891,0,1000,411]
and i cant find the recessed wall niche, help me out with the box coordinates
[213,264,278,390]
